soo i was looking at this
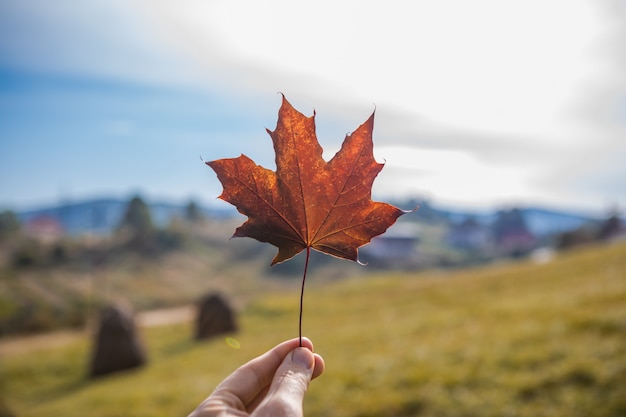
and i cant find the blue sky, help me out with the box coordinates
[1,0,625,214]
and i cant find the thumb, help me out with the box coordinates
[253,347,314,417]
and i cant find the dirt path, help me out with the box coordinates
[0,305,194,356]
[136,305,194,327]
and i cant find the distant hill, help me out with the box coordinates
[437,206,599,237]
[17,197,235,235]
[14,196,603,237]
[520,208,601,236]
[389,198,602,237]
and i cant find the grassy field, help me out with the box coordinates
[1,241,625,417]
[0,218,364,336]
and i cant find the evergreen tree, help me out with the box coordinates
[117,196,154,248]
[185,200,204,223]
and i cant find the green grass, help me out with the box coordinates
[0,220,361,335]
[2,242,625,417]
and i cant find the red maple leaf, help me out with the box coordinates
[207,95,411,345]
[207,95,407,265]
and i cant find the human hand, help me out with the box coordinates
[189,337,325,417]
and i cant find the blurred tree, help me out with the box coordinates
[117,196,155,249]
[185,200,204,223]
[0,210,21,240]
[12,238,43,267]
[598,209,623,241]
[556,226,595,250]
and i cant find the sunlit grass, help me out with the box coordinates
[2,242,625,417]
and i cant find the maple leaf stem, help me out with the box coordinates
[299,246,311,347]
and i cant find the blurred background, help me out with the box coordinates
[1,1,625,416]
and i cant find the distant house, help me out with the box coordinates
[492,208,537,257]
[447,218,492,250]
[497,230,536,256]
[361,222,420,261]
[24,215,64,242]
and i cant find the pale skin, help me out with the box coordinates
[189,337,325,417]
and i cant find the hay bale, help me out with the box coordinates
[89,304,147,378]
[194,293,237,340]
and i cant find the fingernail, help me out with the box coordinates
[291,347,314,370]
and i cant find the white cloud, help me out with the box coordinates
[2,0,624,212]
[185,0,624,213]
[141,0,613,132]
[371,145,535,208]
